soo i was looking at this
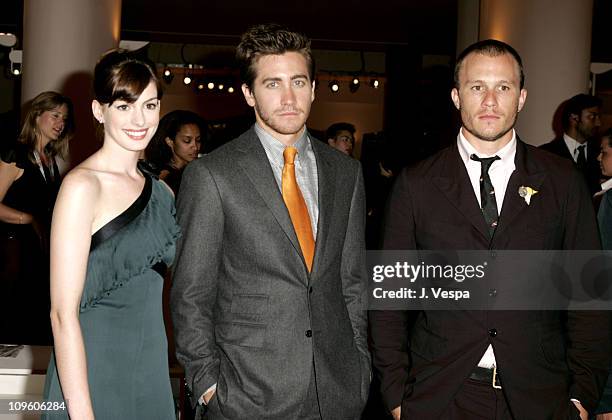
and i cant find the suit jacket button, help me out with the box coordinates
[305,330,312,337]
[489,289,497,297]
[488,328,497,337]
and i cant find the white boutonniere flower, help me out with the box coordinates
[518,186,539,205]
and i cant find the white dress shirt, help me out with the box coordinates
[457,128,517,369]
[595,178,612,198]
[563,133,588,162]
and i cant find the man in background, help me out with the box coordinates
[540,93,602,195]
[326,122,356,156]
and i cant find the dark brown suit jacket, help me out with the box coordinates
[369,140,610,419]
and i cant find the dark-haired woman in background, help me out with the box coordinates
[0,91,74,344]
[146,110,205,195]
[42,50,178,419]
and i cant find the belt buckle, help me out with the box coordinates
[492,365,502,389]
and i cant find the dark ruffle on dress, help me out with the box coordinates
[42,175,180,420]
[0,143,60,344]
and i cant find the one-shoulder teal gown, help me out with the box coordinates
[42,175,179,420]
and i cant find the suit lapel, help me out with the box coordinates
[432,145,491,241]
[494,140,546,238]
[587,140,599,164]
[235,130,304,261]
[554,137,573,160]
[311,139,336,277]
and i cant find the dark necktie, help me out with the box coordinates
[576,144,587,170]
[470,154,501,237]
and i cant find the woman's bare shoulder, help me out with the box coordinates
[61,153,117,196]
[61,167,102,198]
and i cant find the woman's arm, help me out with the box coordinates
[49,170,99,419]
[0,159,33,224]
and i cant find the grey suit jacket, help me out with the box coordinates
[171,127,370,420]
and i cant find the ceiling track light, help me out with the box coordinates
[349,76,360,93]
[162,67,174,84]
[182,63,196,85]
[9,49,22,77]
[370,78,380,89]
[0,32,17,47]
[328,80,340,93]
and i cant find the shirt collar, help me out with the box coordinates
[563,133,585,155]
[457,128,517,169]
[602,177,612,192]
[254,123,309,162]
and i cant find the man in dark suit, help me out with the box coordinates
[171,24,370,420]
[369,39,610,420]
[540,94,603,195]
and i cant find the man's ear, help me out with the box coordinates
[310,80,315,103]
[241,84,256,107]
[327,138,334,146]
[91,100,104,124]
[517,88,527,113]
[451,88,461,110]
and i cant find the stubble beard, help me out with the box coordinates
[577,123,597,142]
[255,102,306,136]
[463,111,518,143]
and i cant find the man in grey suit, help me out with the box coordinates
[171,24,370,420]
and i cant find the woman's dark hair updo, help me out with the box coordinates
[94,49,162,105]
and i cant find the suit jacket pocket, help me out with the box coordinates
[218,321,267,348]
[231,294,269,315]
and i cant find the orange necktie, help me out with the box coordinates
[282,147,315,272]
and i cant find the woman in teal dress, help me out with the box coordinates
[43,50,178,419]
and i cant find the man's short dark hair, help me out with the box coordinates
[326,122,356,140]
[562,94,603,130]
[454,39,525,89]
[236,23,315,90]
